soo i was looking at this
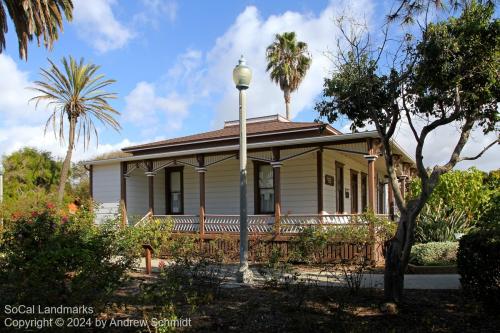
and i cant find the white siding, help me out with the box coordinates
[184,167,198,215]
[281,150,317,214]
[126,168,148,217]
[154,171,165,214]
[93,163,120,224]
[205,158,240,214]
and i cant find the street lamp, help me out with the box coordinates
[233,55,253,283]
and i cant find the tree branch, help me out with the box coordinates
[458,139,499,162]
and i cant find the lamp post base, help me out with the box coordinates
[236,262,254,284]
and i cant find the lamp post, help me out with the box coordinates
[233,55,253,283]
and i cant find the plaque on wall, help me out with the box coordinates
[325,174,334,186]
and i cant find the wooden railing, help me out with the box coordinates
[204,214,274,233]
[137,213,389,236]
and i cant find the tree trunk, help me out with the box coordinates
[57,117,76,204]
[384,212,416,303]
[284,89,291,120]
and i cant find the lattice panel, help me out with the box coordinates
[204,215,274,233]
[153,215,199,232]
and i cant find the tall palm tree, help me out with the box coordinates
[266,32,312,120]
[31,56,120,203]
[0,0,73,60]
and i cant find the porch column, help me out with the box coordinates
[398,175,408,201]
[387,178,395,220]
[272,147,282,234]
[146,161,155,214]
[317,149,324,215]
[365,140,379,260]
[89,165,94,200]
[196,154,206,238]
[365,140,378,212]
[120,162,127,227]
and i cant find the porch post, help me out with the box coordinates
[271,147,281,234]
[387,178,395,220]
[364,139,378,258]
[89,165,93,200]
[365,140,378,212]
[146,160,155,214]
[317,149,324,216]
[398,175,408,201]
[120,162,127,227]
[196,154,206,238]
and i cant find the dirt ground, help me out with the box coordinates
[102,272,499,333]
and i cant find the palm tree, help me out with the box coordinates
[0,0,73,60]
[31,56,120,203]
[266,32,312,120]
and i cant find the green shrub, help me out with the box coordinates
[415,203,471,243]
[290,212,395,263]
[409,242,458,266]
[0,202,139,311]
[457,196,500,311]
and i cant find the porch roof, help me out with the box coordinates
[85,129,415,167]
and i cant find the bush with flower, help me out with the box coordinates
[0,201,139,311]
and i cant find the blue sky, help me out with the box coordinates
[0,0,498,170]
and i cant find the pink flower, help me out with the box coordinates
[158,260,166,270]
[61,216,68,224]
[46,203,56,210]
[31,211,39,218]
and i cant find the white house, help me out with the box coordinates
[86,115,415,234]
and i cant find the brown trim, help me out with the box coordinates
[335,161,344,213]
[120,162,127,208]
[124,135,371,157]
[165,166,184,215]
[317,150,323,214]
[350,169,359,213]
[147,161,154,214]
[361,172,368,212]
[253,160,275,214]
[89,165,93,200]
[388,178,394,220]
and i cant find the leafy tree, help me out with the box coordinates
[266,31,312,120]
[316,0,499,302]
[30,56,121,204]
[409,167,497,222]
[1,147,61,201]
[0,0,73,60]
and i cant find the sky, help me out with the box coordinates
[0,0,498,170]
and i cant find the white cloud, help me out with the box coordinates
[393,118,499,171]
[73,0,134,52]
[134,0,177,28]
[203,1,374,126]
[0,54,46,126]
[124,81,189,135]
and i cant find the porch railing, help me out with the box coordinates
[136,213,389,236]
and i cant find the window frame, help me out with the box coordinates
[165,166,184,215]
[335,161,344,213]
[253,161,275,214]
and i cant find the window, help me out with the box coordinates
[166,167,183,214]
[335,162,344,213]
[255,163,274,214]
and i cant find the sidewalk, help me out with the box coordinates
[136,259,461,290]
